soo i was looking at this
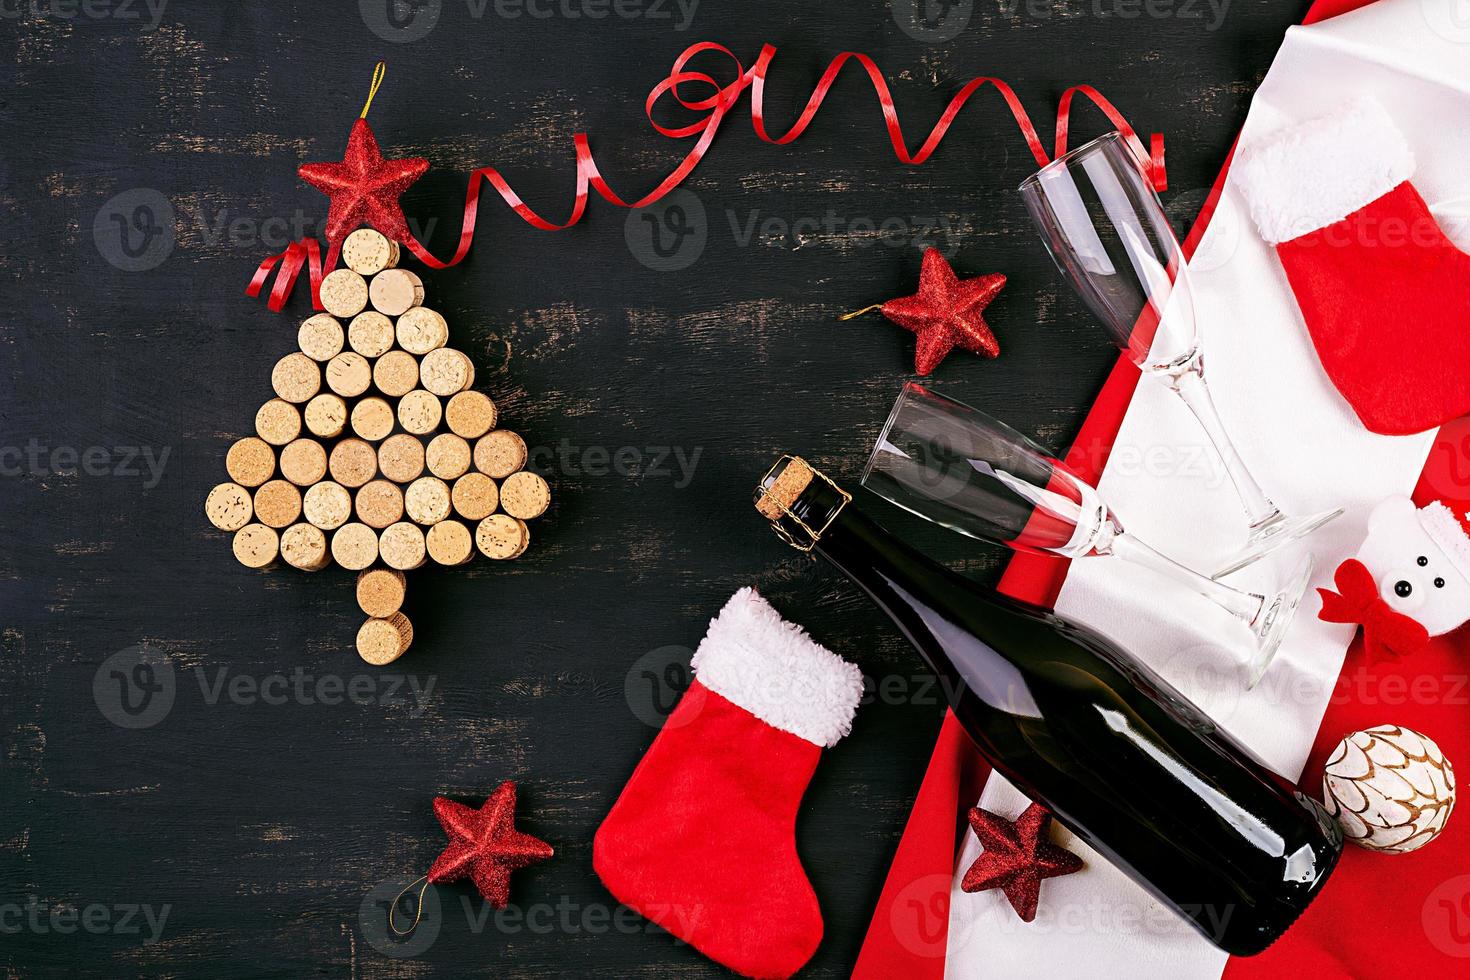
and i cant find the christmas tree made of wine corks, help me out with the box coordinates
[205,228,550,665]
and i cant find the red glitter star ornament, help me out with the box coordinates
[427,781,555,909]
[843,248,1006,375]
[960,802,1083,922]
[298,117,428,249]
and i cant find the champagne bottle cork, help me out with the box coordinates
[373,349,419,398]
[426,433,472,480]
[356,567,407,618]
[253,478,303,529]
[419,347,474,396]
[451,472,498,521]
[379,521,427,571]
[395,306,449,355]
[329,437,379,488]
[426,519,474,566]
[350,396,396,442]
[233,523,280,568]
[355,479,406,529]
[255,398,303,446]
[397,389,442,435]
[304,393,349,439]
[499,470,551,520]
[297,313,345,362]
[279,438,328,487]
[205,481,253,532]
[325,351,372,399]
[281,523,331,571]
[368,268,424,317]
[303,480,353,530]
[357,611,413,666]
[320,267,369,318]
[444,390,497,439]
[348,310,396,358]
[342,228,400,276]
[271,352,321,404]
[475,513,529,560]
[331,522,380,571]
[474,430,528,479]
[378,433,425,484]
[226,436,276,488]
[405,476,452,525]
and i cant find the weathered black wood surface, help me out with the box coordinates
[1,1,1305,975]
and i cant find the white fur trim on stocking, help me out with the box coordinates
[692,587,864,748]
[1418,502,1470,585]
[1234,98,1415,244]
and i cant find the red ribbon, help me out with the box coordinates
[249,41,1166,311]
[1317,558,1431,662]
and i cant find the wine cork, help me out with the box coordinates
[351,396,396,442]
[500,470,550,520]
[356,567,407,618]
[233,523,279,568]
[281,523,331,571]
[405,476,452,525]
[396,306,449,355]
[205,481,253,532]
[355,479,405,529]
[303,480,353,530]
[357,612,413,666]
[426,433,472,480]
[325,351,372,398]
[329,437,378,488]
[271,352,321,404]
[373,349,419,398]
[368,267,424,316]
[342,228,399,276]
[397,389,442,435]
[476,513,529,560]
[253,479,303,529]
[348,310,396,358]
[331,522,380,571]
[379,521,427,571]
[426,519,474,566]
[756,456,813,521]
[474,430,528,479]
[420,347,474,396]
[451,472,498,521]
[226,436,276,488]
[378,433,425,484]
[254,398,302,447]
[303,393,348,439]
[320,268,369,318]
[445,390,497,439]
[279,438,328,487]
[297,313,344,362]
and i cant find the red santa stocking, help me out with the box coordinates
[1235,99,1470,435]
[594,588,863,980]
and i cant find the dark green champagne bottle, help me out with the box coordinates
[756,456,1340,956]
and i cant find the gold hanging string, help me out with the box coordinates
[360,61,388,119]
[388,874,430,936]
[838,304,883,321]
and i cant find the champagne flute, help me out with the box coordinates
[1019,132,1339,578]
[862,382,1311,687]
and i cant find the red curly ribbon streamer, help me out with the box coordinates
[249,41,1165,310]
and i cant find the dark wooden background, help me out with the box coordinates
[0,1,1307,975]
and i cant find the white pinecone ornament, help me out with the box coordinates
[1321,725,1456,854]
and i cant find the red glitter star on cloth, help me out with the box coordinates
[298,118,428,248]
[960,802,1083,922]
[427,781,554,909]
[850,247,1006,375]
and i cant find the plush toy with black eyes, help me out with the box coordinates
[1318,496,1470,659]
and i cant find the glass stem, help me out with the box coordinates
[1167,358,1281,531]
[1110,532,1265,624]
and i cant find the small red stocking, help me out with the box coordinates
[1236,99,1470,435]
[594,588,863,979]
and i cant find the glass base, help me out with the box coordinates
[1212,508,1342,580]
[1244,554,1315,690]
